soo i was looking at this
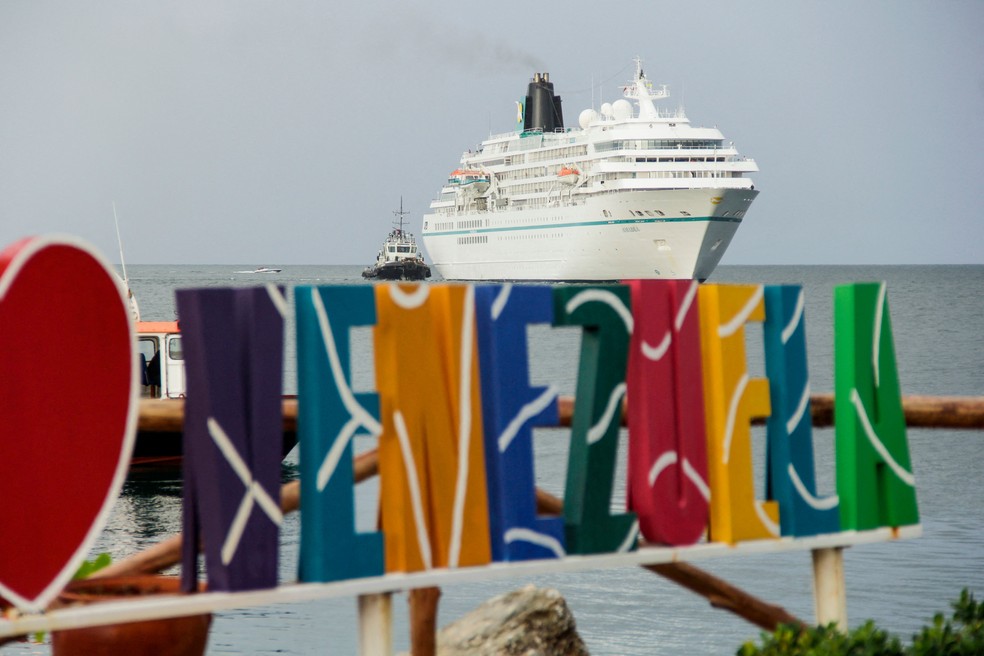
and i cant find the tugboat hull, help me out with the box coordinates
[362,261,431,281]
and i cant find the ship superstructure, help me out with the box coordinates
[421,58,759,281]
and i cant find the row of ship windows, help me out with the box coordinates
[504,171,739,195]
[636,156,727,163]
[527,145,588,163]
[501,232,562,241]
[632,170,739,179]
[597,139,725,151]
[456,232,564,245]
[474,137,725,163]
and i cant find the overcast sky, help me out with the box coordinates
[2,1,982,265]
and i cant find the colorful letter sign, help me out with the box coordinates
[626,280,709,546]
[698,284,779,543]
[374,284,492,572]
[762,285,840,537]
[554,286,638,554]
[295,286,384,582]
[474,284,565,561]
[0,232,927,624]
[834,283,919,530]
[177,286,286,592]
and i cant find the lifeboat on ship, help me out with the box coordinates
[448,169,491,194]
[558,166,580,185]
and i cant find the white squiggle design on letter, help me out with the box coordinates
[587,382,626,445]
[491,284,512,321]
[504,528,566,558]
[788,463,839,510]
[641,332,671,361]
[449,286,475,569]
[873,282,886,388]
[311,290,382,492]
[208,417,283,565]
[722,373,749,464]
[850,388,915,486]
[498,385,558,453]
[265,284,289,319]
[786,382,811,436]
[565,289,633,334]
[389,284,430,309]
[718,286,763,338]
[394,410,433,569]
[675,281,699,332]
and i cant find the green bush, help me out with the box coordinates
[738,589,982,656]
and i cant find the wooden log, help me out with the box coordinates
[533,487,806,631]
[136,394,984,446]
[643,562,805,632]
[409,587,441,656]
[555,394,984,430]
[809,393,984,429]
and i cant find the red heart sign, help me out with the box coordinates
[0,235,137,612]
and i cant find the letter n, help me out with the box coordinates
[626,280,709,545]
[554,285,638,555]
[834,283,918,529]
[295,285,384,582]
[762,285,840,537]
[474,284,565,561]
[375,284,491,572]
[698,284,779,543]
[177,286,286,591]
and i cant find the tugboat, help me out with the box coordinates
[362,199,432,281]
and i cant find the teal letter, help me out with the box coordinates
[296,286,384,581]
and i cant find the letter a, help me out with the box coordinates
[762,285,840,537]
[698,284,779,544]
[626,280,709,545]
[554,285,638,555]
[295,286,384,582]
[834,283,918,530]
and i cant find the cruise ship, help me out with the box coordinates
[421,58,759,281]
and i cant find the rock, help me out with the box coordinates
[435,584,589,656]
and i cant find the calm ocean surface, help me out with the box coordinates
[7,265,981,655]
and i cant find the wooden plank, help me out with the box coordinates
[812,547,847,628]
[1,525,922,640]
[358,593,393,656]
[409,587,441,656]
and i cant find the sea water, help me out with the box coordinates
[6,265,981,655]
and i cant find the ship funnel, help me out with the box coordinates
[524,71,564,132]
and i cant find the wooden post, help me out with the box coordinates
[358,592,393,655]
[409,586,442,656]
[812,547,847,628]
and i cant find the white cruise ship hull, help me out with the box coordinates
[423,187,757,281]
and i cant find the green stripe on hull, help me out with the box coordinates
[425,215,741,238]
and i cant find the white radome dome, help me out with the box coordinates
[612,99,633,120]
[600,102,614,118]
[578,108,598,129]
